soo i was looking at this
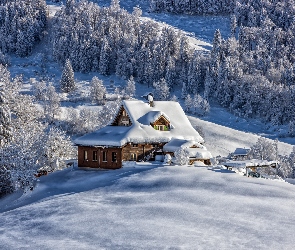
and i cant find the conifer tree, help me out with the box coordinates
[99,37,110,75]
[0,89,11,146]
[44,83,60,122]
[60,59,75,93]
[90,76,106,105]
[0,67,11,146]
[125,76,136,99]
[184,94,192,113]
[153,78,170,101]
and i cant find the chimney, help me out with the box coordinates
[148,94,154,107]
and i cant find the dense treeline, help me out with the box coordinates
[0,0,47,57]
[0,65,75,197]
[52,0,206,92]
[205,0,295,125]
[149,0,236,15]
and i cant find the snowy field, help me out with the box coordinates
[1,163,295,249]
[1,2,295,249]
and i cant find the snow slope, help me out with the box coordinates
[1,164,295,250]
[189,116,293,157]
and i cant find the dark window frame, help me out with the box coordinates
[102,151,107,162]
[112,152,117,162]
[93,151,98,161]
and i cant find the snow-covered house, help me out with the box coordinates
[231,148,251,160]
[75,99,212,169]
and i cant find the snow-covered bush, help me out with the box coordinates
[174,148,190,165]
[164,154,172,164]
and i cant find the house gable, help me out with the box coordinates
[151,115,170,131]
[111,105,132,126]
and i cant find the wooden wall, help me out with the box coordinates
[122,143,165,161]
[78,146,122,169]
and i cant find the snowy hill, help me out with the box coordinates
[1,163,295,249]
[1,2,295,248]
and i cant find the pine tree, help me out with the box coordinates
[60,59,75,93]
[124,76,136,99]
[153,78,170,101]
[0,67,11,146]
[99,37,111,75]
[44,83,60,122]
[288,121,295,137]
[184,94,192,113]
[230,14,237,37]
[90,76,106,105]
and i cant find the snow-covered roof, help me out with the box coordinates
[75,100,204,147]
[145,111,170,123]
[163,138,204,152]
[163,138,211,159]
[185,148,212,159]
[223,160,278,168]
[232,148,251,156]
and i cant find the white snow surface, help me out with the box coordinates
[75,100,204,146]
[1,164,295,250]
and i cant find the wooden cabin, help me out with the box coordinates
[75,99,211,169]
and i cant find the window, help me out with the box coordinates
[130,153,137,161]
[112,152,117,162]
[132,144,138,147]
[93,151,98,161]
[84,150,88,160]
[154,125,169,131]
[102,151,107,162]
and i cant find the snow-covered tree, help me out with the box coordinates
[0,67,11,146]
[90,76,106,105]
[184,94,192,113]
[249,137,277,161]
[99,37,111,75]
[0,166,13,197]
[124,76,136,99]
[42,127,75,172]
[153,78,170,101]
[0,0,47,57]
[44,83,60,122]
[33,80,47,101]
[60,59,75,93]
[288,121,295,137]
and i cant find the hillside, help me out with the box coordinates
[1,163,295,249]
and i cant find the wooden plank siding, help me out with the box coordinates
[78,146,122,169]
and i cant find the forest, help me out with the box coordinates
[1,0,295,196]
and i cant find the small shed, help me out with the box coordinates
[223,159,278,176]
[231,148,251,160]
